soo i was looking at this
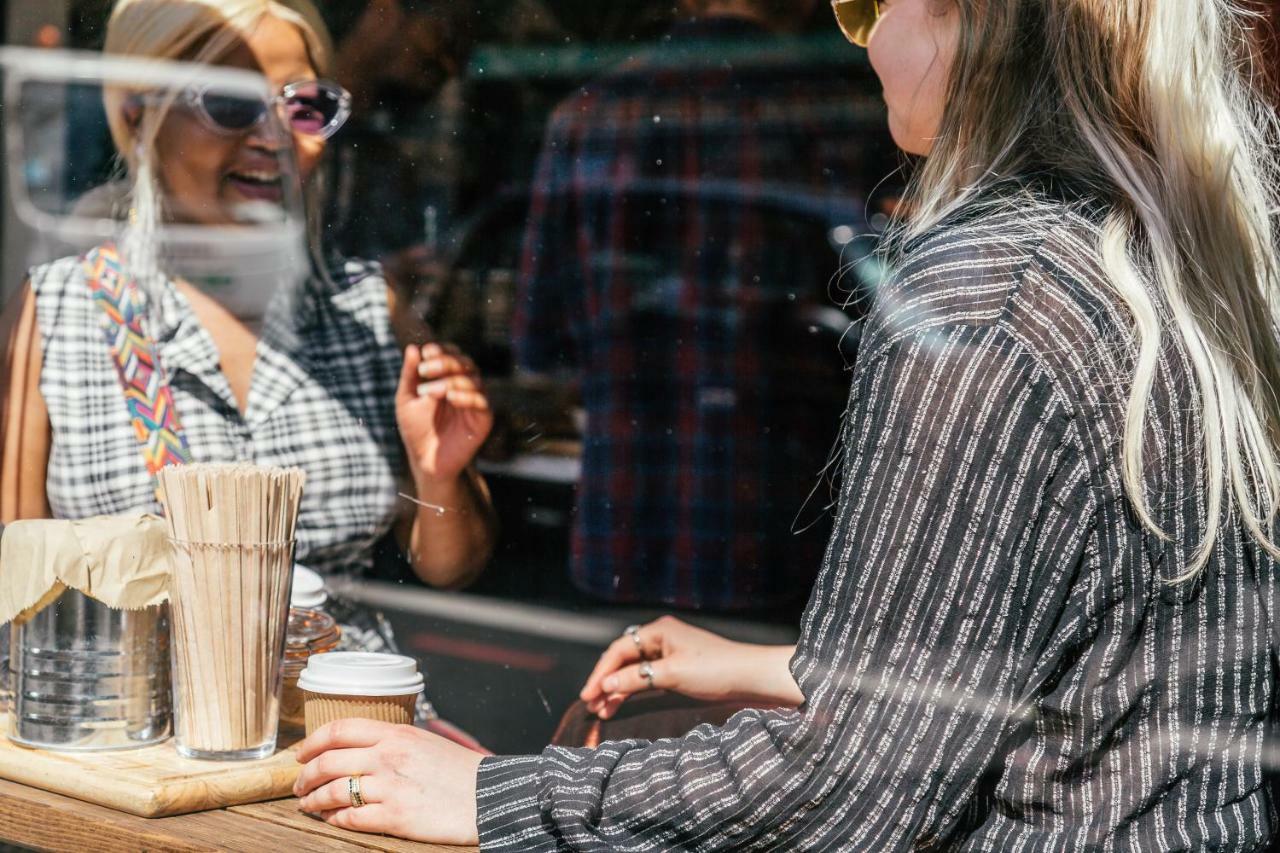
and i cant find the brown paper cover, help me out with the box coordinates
[0,515,171,625]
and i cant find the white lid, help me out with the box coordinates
[297,652,425,697]
[291,565,327,609]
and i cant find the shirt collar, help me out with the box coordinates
[148,271,321,423]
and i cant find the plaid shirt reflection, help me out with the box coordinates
[514,17,875,610]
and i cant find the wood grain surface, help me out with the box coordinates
[0,715,300,817]
[0,779,478,852]
[0,778,368,852]
[231,799,475,853]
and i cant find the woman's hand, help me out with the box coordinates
[396,343,492,485]
[580,616,804,719]
[294,719,482,846]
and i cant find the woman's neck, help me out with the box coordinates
[174,279,260,416]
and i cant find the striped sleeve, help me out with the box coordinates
[475,320,1093,851]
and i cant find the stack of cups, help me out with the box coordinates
[297,652,424,735]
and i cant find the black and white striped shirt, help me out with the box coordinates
[475,192,1279,850]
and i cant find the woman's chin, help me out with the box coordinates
[886,113,933,158]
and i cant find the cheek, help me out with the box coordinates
[867,16,955,156]
[293,136,325,184]
[153,116,236,193]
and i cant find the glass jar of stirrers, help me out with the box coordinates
[158,464,306,761]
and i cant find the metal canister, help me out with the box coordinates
[0,617,9,715]
[8,589,171,751]
[0,523,7,714]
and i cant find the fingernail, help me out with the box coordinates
[602,677,616,691]
[417,381,446,397]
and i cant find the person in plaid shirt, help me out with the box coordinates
[514,0,875,612]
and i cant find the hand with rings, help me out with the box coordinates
[579,616,805,720]
[293,719,483,845]
[625,623,646,658]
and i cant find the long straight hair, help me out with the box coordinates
[892,0,1280,576]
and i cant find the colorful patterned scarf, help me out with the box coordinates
[83,243,193,486]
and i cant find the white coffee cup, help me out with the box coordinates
[297,652,424,735]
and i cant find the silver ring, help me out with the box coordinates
[624,624,644,655]
[639,661,656,691]
[348,774,366,808]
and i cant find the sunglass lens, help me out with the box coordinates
[832,0,878,47]
[283,83,343,136]
[200,91,267,131]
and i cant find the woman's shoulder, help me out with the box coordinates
[867,193,1110,357]
[27,254,92,294]
[311,255,389,314]
[326,255,387,292]
[25,253,100,338]
[306,255,398,349]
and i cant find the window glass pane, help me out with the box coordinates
[2,0,900,756]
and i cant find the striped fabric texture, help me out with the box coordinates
[31,254,405,578]
[476,192,1280,850]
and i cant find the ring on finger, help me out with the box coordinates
[624,624,645,657]
[639,661,656,691]
[348,775,366,809]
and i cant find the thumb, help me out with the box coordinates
[396,345,422,408]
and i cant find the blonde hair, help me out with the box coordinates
[892,0,1280,577]
[104,0,333,158]
[101,0,335,286]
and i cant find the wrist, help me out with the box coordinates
[733,644,801,707]
[722,641,768,700]
[411,469,468,505]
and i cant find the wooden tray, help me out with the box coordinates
[0,714,300,818]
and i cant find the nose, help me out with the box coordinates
[242,101,294,152]
[245,119,288,154]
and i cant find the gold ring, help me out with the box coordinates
[348,774,366,808]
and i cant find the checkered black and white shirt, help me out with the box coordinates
[31,254,406,579]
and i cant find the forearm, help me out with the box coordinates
[405,468,494,589]
[730,644,803,708]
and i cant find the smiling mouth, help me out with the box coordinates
[226,170,284,202]
[228,170,281,186]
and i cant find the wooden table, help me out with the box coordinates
[0,777,477,853]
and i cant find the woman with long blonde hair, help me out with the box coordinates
[292,0,1280,848]
[1,0,495,591]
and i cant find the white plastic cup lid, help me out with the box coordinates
[297,652,425,697]
[291,564,327,610]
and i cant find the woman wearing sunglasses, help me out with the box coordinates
[294,0,1280,848]
[0,1,494,602]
